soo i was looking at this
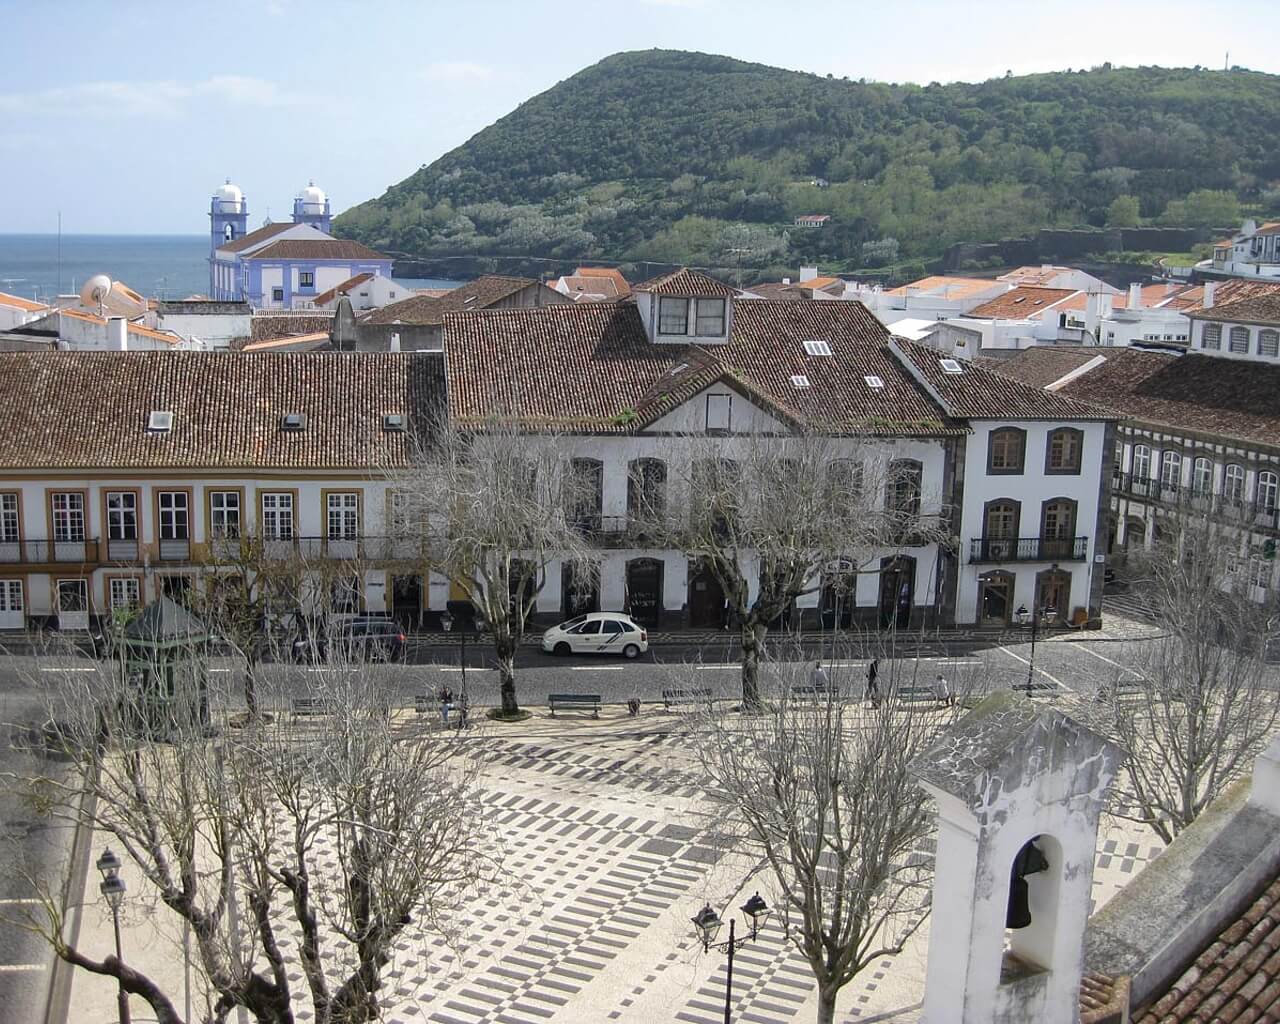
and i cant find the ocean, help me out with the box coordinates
[0,234,459,303]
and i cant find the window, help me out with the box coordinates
[1160,450,1182,489]
[939,358,964,374]
[803,340,833,357]
[1041,499,1078,557]
[984,500,1020,553]
[261,492,294,540]
[331,576,360,615]
[158,492,189,540]
[988,427,1026,475]
[210,491,241,538]
[601,619,625,635]
[1132,444,1151,480]
[658,296,689,335]
[1229,326,1250,353]
[887,459,922,517]
[147,410,173,433]
[1260,330,1280,358]
[1046,428,1083,475]
[826,459,863,508]
[0,493,17,543]
[1258,471,1279,513]
[1248,555,1271,590]
[706,394,731,433]
[694,298,726,336]
[864,375,885,389]
[1224,464,1245,504]
[790,374,811,388]
[627,459,667,522]
[567,459,603,531]
[271,286,284,302]
[1193,457,1213,494]
[109,578,141,611]
[1202,323,1221,350]
[299,271,314,288]
[106,492,138,540]
[327,492,359,540]
[280,413,306,431]
[51,492,85,542]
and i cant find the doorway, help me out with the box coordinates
[820,559,856,630]
[979,572,1014,626]
[878,556,915,629]
[391,575,422,631]
[56,578,89,631]
[0,579,23,630]
[688,560,727,629]
[562,562,600,618]
[1036,570,1071,621]
[625,558,663,627]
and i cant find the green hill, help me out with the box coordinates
[335,50,1280,276]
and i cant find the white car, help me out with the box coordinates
[541,612,649,659]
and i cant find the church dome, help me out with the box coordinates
[214,179,243,212]
[298,181,327,214]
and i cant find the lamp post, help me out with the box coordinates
[439,609,471,724]
[96,848,131,1024]
[690,891,771,1024]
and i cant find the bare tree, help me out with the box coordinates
[690,649,965,1024]
[12,635,495,1024]
[389,411,590,716]
[1100,519,1280,843]
[642,431,945,706]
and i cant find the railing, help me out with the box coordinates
[1112,472,1280,531]
[0,538,101,564]
[106,538,139,561]
[159,538,191,561]
[969,536,1088,563]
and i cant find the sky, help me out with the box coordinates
[1,0,1277,235]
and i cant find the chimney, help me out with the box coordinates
[1203,281,1217,309]
[389,332,401,353]
[1128,282,1143,311]
[107,316,127,351]
[782,277,791,285]
[799,266,818,283]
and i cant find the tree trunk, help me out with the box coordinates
[816,989,838,1024]
[244,655,260,720]
[741,622,766,709]
[494,632,520,715]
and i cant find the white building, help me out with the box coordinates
[1184,279,1280,363]
[1199,219,1280,281]
[0,292,51,331]
[17,309,190,351]
[154,300,251,350]
[305,273,409,312]
[848,275,1009,327]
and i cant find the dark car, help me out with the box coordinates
[292,617,407,663]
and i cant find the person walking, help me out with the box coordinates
[866,657,880,703]
[438,684,455,725]
[934,672,954,707]
[811,660,831,693]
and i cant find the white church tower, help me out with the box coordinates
[910,692,1123,1023]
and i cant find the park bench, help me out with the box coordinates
[790,684,836,701]
[661,687,716,710]
[547,693,602,718]
[414,693,469,728]
[891,685,938,704]
[1095,677,1146,704]
[291,697,332,719]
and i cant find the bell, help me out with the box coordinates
[1005,839,1051,930]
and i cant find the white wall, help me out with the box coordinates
[157,312,251,349]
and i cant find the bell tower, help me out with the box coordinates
[210,180,248,257]
[910,693,1123,1024]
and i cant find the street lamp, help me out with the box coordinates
[96,847,131,1024]
[690,891,771,1024]
[439,608,473,725]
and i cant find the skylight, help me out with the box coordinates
[803,340,833,357]
[864,375,885,389]
[280,413,307,432]
[1012,296,1026,304]
[790,374,811,389]
[939,358,964,374]
[147,410,173,433]
[383,414,407,432]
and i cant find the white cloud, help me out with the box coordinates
[0,75,303,119]
[419,61,496,83]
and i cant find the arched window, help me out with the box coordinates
[627,458,667,523]
[1257,471,1279,513]
[1046,428,1083,474]
[887,459,922,517]
[1159,450,1182,489]
[983,499,1021,560]
[1259,329,1280,358]
[566,458,603,533]
[1041,498,1078,559]
[1229,326,1251,353]
[1192,457,1213,494]
[1224,463,1245,504]
[1202,323,1222,350]
[1131,444,1152,480]
[826,458,863,507]
[988,427,1026,474]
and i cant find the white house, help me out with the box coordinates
[154,300,251,350]
[0,291,51,331]
[1184,279,1280,363]
[305,273,409,312]
[1199,219,1280,281]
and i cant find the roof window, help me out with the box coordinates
[864,375,885,390]
[147,410,173,433]
[1012,296,1026,304]
[939,358,964,374]
[790,374,811,389]
[280,413,307,432]
[383,414,407,432]
[803,340,833,357]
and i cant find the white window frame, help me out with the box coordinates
[327,492,360,540]
[261,492,294,540]
[1193,457,1213,494]
[1257,470,1278,512]
[705,394,731,434]
[1131,444,1151,481]
[1229,326,1250,353]
[657,296,689,335]
[109,577,141,611]
[1224,464,1245,504]
[210,491,241,538]
[106,491,138,540]
[694,298,726,337]
[1259,329,1279,358]
[1202,323,1221,350]
[158,491,189,540]
[1159,450,1182,488]
[0,493,18,543]
[52,492,85,542]
[299,270,315,288]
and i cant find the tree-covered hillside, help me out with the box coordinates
[335,51,1280,275]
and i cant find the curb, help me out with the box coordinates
[43,764,99,1024]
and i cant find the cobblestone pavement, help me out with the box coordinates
[66,707,1165,1024]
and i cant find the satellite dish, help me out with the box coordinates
[81,274,113,313]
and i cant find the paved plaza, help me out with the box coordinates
[62,697,1166,1024]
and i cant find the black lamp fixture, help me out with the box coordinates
[96,848,131,1024]
[690,891,771,1023]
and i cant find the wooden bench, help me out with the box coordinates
[548,693,602,718]
[1096,678,1146,703]
[662,687,715,710]
[890,685,938,704]
[291,697,332,719]
[791,684,835,701]
[414,693,470,728]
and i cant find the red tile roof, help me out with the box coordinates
[990,348,1104,389]
[631,268,738,298]
[0,291,50,313]
[310,272,374,306]
[364,275,558,326]
[1186,280,1280,326]
[966,286,1079,320]
[247,238,389,262]
[250,313,333,342]
[574,267,631,296]
[218,221,296,254]
[885,276,998,300]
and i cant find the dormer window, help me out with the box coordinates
[695,298,726,337]
[659,297,689,335]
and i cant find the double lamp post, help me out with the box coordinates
[691,891,771,1024]
[96,847,131,1024]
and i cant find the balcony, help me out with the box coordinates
[570,515,669,549]
[0,538,101,565]
[106,538,140,561]
[159,538,191,561]
[1112,472,1280,531]
[969,536,1088,563]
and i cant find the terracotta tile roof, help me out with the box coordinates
[218,221,295,254]
[1080,972,1129,1024]
[558,274,625,300]
[157,300,250,315]
[631,268,738,298]
[441,300,969,436]
[966,286,1079,320]
[0,291,50,313]
[309,272,373,306]
[1054,347,1280,451]
[0,351,442,470]
[246,238,389,262]
[744,282,811,301]
[364,275,543,326]
[999,264,1075,286]
[1134,873,1280,1023]
[891,340,1113,420]
[801,276,842,291]
[240,331,331,351]
[250,314,333,342]
[1159,286,1205,311]
[1254,220,1280,236]
[574,267,631,296]
[1186,280,1280,326]
[885,276,999,300]
[991,347,1105,389]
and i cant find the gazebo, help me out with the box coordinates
[120,597,211,736]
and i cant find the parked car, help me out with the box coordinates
[293,617,407,663]
[541,613,648,659]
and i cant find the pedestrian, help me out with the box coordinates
[438,684,455,725]
[811,660,831,693]
[866,657,880,703]
[934,672,953,707]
